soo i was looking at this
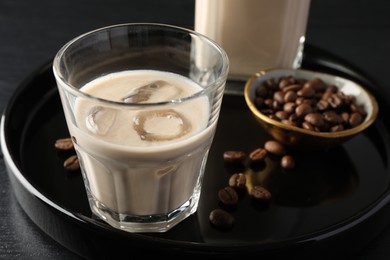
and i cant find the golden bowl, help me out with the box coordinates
[244,68,379,151]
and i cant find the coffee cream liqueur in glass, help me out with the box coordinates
[53,23,229,233]
[195,0,311,80]
[73,70,211,217]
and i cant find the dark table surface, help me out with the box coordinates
[1,0,390,259]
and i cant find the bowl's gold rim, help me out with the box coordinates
[243,68,379,139]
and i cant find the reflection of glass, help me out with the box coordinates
[195,0,311,80]
[247,146,358,207]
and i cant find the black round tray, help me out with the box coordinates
[2,44,390,259]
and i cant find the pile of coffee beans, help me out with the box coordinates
[253,75,367,132]
[209,139,293,230]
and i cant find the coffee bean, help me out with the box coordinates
[275,110,289,120]
[283,83,302,93]
[316,99,329,111]
[323,111,343,125]
[297,86,315,98]
[284,90,298,102]
[63,155,80,171]
[304,112,324,127]
[302,121,315,131]
[264,140,286,156]
[255,84,268,98]
[209,208,234,229]
[228,173,246,189]
[341,112,350,123]
[279,77,295,88]
[328,94,343,109]
[273,91,285,104]
[295,103,312,118]
[331,124,344,132]
[223,150,247,164]
[304,78,327,92]
[349,112,364,127]
[266,78,278,90]
[281,119,297,127]
[54,137,74,151]
[249,148,267,163]
[350,103,367,116]
[272,99,283,110]
[218,186,239,205]
[250,186,272,200]
[281,155,295,170]
[283,102,296,114]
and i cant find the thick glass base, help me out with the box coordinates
[87,194,200,233]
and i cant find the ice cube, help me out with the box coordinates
[121,80,182,103]
[133,109,191,141]
[121,80,165,103]
[86,106,116,135]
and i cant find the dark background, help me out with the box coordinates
[1,0,390,259]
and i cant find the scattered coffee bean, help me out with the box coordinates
[214,138,301,230]
[228,173,246,189]
[223,150,247,164]
[63,155,80,171]
[209,208,234,229]
[264,140,286,156]
[54,137,74,151]
[248,148,267,163]
[254,75,367,132]
[55,137,81,171]
[218,186,239,205]
[280,155,295,170]
[250,186,272,200]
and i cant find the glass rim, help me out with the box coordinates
[52,22,229,107]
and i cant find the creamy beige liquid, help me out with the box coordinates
[70,70,215,216]
[195,0,311,79]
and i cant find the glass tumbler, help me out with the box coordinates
[52,23,229,233]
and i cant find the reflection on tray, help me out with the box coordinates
[225,145,358,208]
